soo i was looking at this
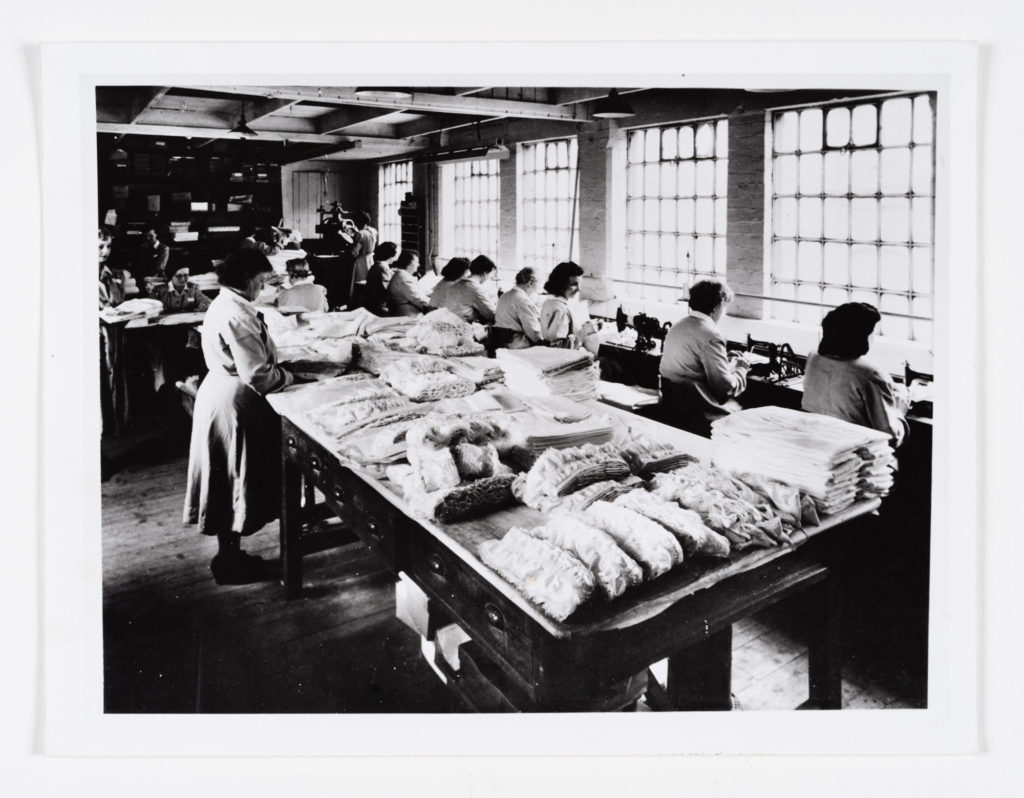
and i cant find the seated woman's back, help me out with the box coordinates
[276,281,329,313]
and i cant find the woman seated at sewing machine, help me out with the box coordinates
[801,302,909,446]
[275,257,329,313]
[659,279,751,438]
[539,261,601,350]
[493,267,542,349]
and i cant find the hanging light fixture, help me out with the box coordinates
[592,88,635,119]
[231,102,258,137]
[354,87,413,99]
[485,137,510,158]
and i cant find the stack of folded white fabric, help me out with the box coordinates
[508,411,616,455]
[710,406,896,516]
[363,315,420,341]
[445,355,504,386]
[495,347,598,402]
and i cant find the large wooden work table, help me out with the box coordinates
[266,388,880,712]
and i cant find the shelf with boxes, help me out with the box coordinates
[99,138,283,262]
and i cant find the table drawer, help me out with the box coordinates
[408,527,536,695]
[282,421,401,568]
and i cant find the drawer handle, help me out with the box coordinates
[366,516,382,539]
[330,485,346,502]
[483,602,504,630]
[427,554,446,577]
[285,435,297,448]
[309,455,322,470]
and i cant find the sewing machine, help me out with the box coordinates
[744,334,805,383]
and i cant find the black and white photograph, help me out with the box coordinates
[38,40,983,763]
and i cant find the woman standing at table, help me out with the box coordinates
[136,226,172,283]
[184,247,301,584]
[364,241,398,315]
[802,302,910,446]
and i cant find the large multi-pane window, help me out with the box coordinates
[440,159,500,262]
[378,160,413,247]
[767,94,935,344]
[622,119,728,302]
[518,138,579,284]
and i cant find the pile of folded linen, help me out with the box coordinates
[364,315,419,342]
[495,347,598,402]
[101,297,163,320]
[354,338,423,375]
[710,406,896,516]
[520,395,593,423]
[378,358,476,402]
[397,308,485,357]
[445,355,504,386]
[507,411,617,456]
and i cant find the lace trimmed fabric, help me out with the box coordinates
[478,528,595,622]
[526,516,643,602]
[580,501,684,580]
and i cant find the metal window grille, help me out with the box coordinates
[378,161,413,248]
[443,159,500,262]
[622,119,728,304]
[518,138,579,286]
[767,93,936,344]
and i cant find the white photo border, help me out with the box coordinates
[41,41,978,756]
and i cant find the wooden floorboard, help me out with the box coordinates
[103,444,917,713]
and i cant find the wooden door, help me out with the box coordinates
[290,171,343,239]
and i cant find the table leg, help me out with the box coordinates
[805,574,842,709]
[280,447,304,599]
[666,625,734,711]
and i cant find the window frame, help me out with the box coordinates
[765,92,936,345]
[618,114,730,304]
[378,160,413,248]
[439,158,500,263]
[516,136,580,285]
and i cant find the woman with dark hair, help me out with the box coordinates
[494,267,542,348]
[135,226,172,282]
[659,279,751,437]
[539,261,585,345]
[439,254,497,323]
[428,257,471,311]
[183,247,300,584]
[387,249,431,316]
[347,210,377,309]
[802,302,909,445]
[364,241,399,315]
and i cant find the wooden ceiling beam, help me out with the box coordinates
[185,85,591,121]
[547,87,647,106]
[393,113,476,139]
[315,106,399,135]
[96,121,415,150]
[246,98,301,122]
[279,140,361,165]
[127,86,171,123]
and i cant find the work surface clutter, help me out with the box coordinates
[253,306,893,624]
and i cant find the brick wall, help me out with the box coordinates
[726,112,767,320]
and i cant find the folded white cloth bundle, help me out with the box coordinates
[710,406,896,516]
[496,347,598,402]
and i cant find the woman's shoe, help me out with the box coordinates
[210,551,267,585]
